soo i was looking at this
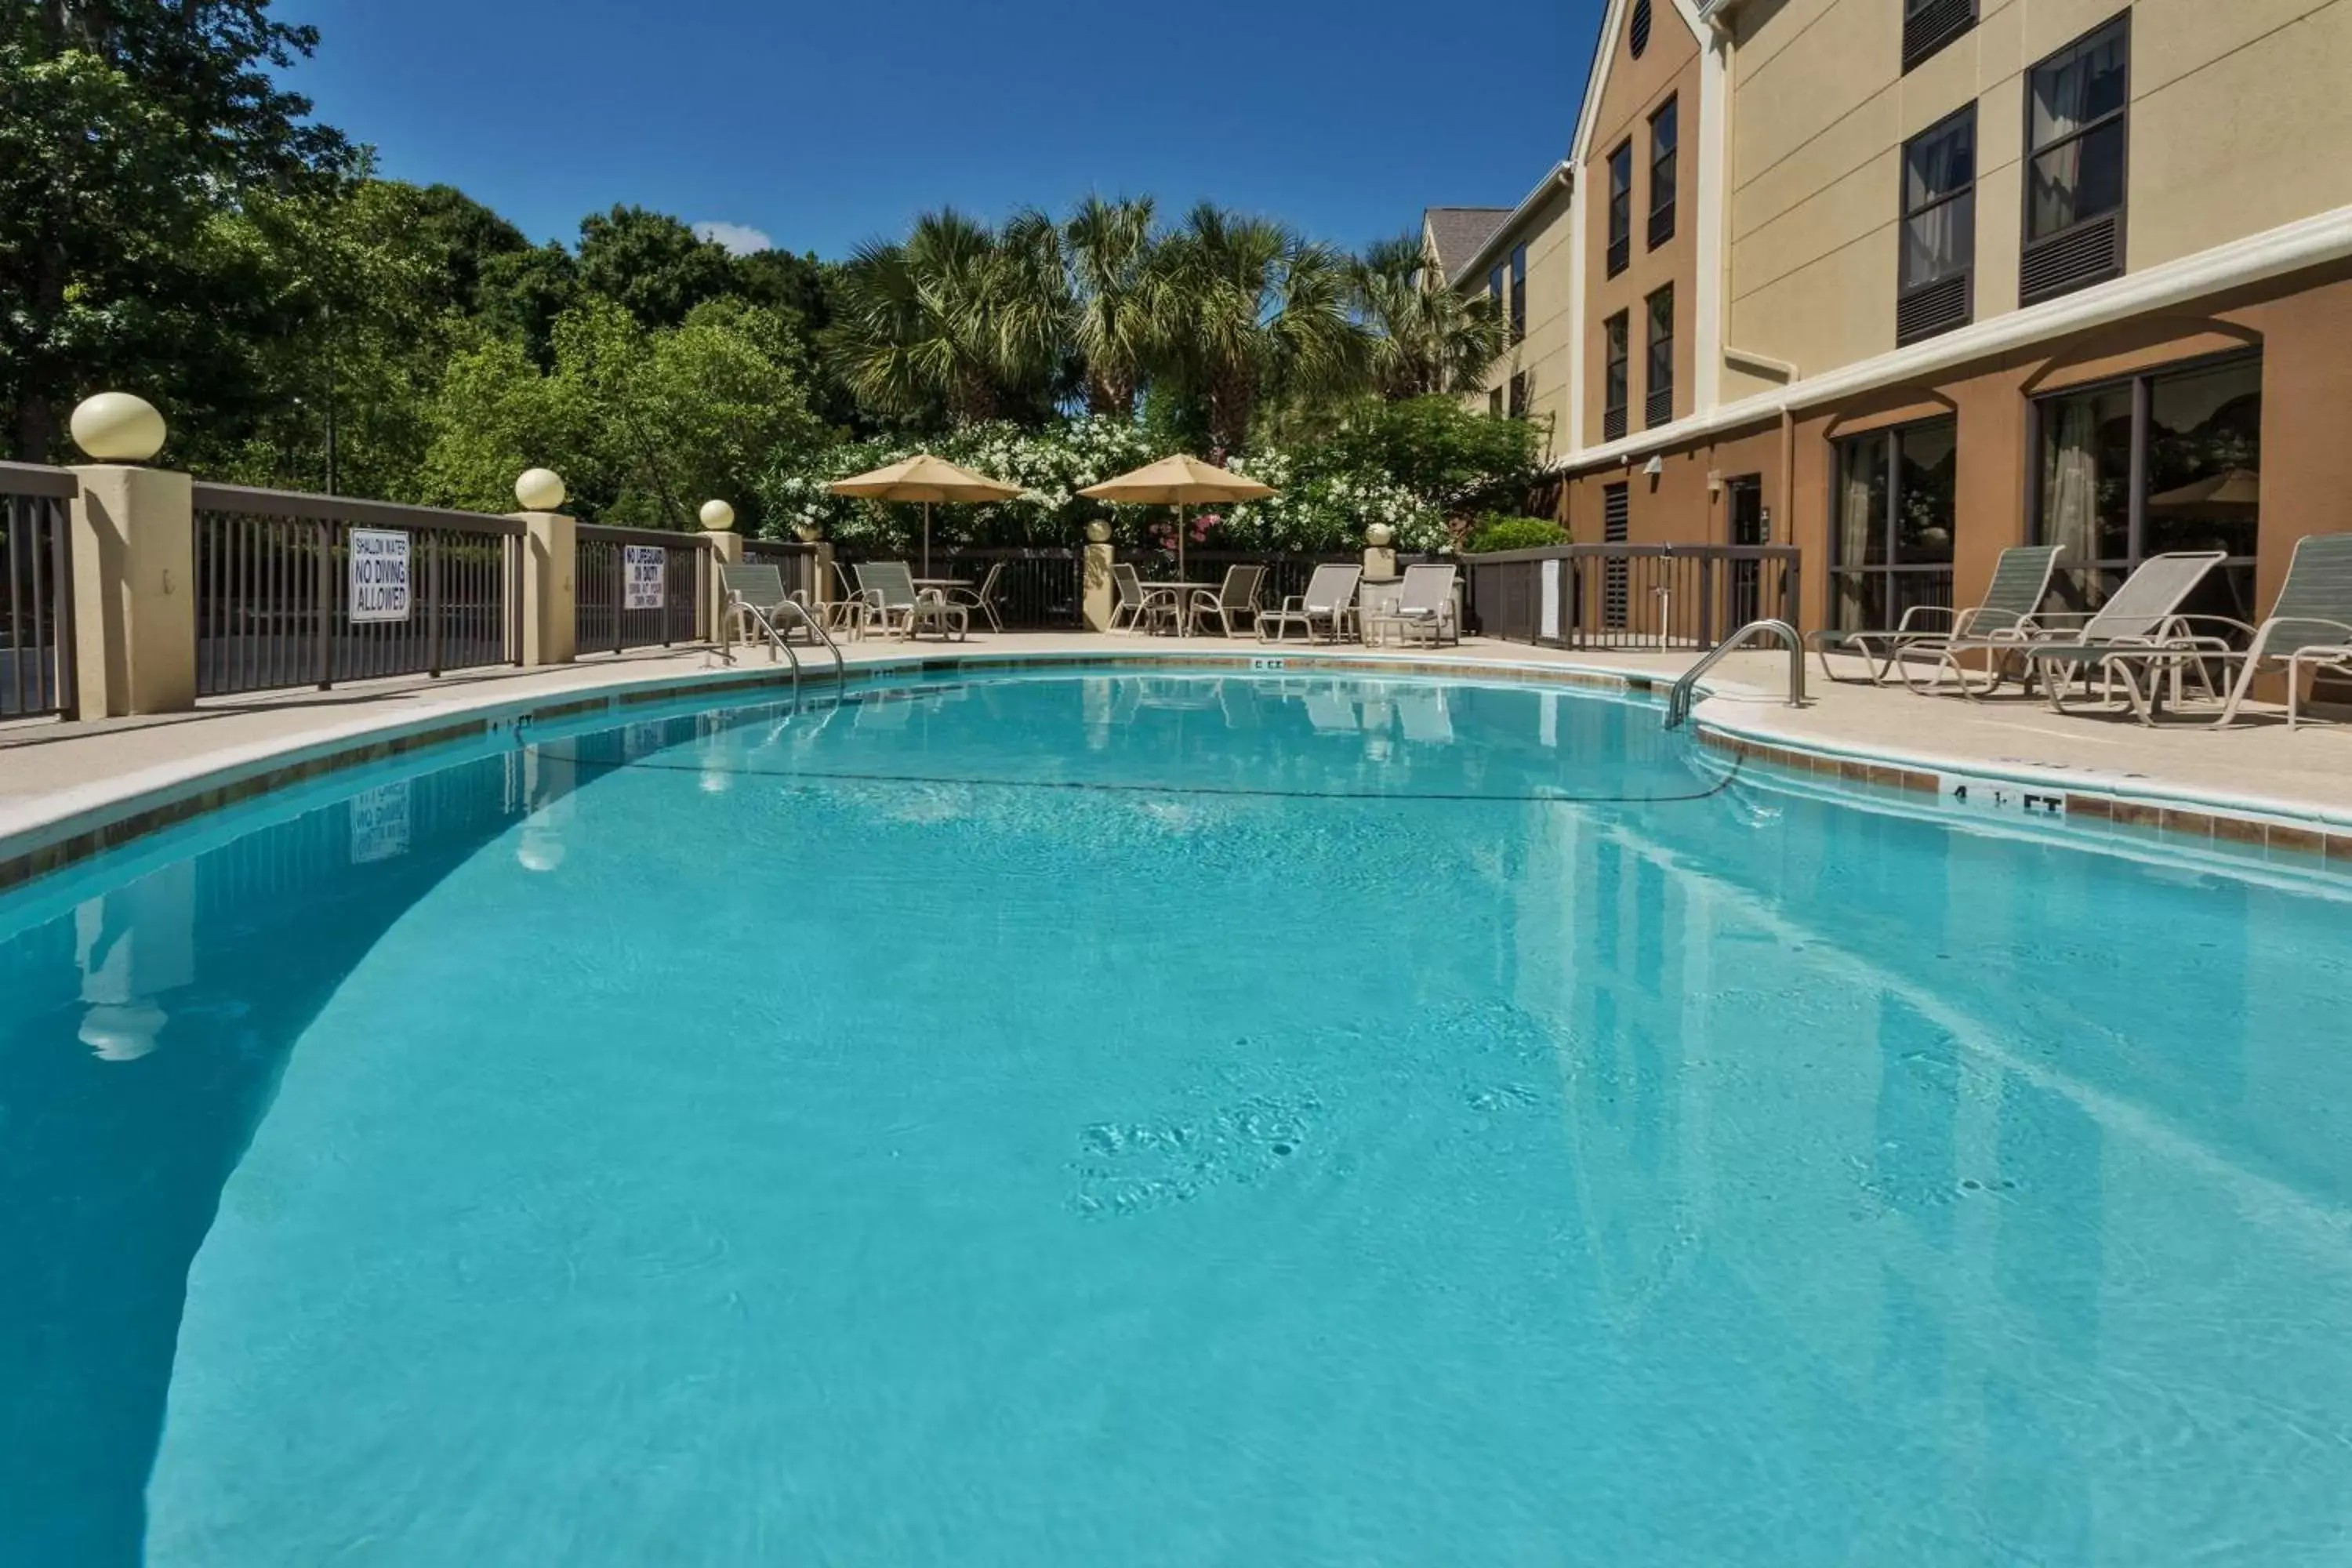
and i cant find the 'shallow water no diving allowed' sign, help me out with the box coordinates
[623,545,667,612]
[349,528,412,623]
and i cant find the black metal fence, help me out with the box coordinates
[842,547,1085,630]
[1,462,76,719]
[575,524,709,654]
[1463,544,1802,650]
[192,484,523,697]
[741,539,824,604]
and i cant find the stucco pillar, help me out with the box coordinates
[811,541,837,604]
[703,528,742,645]
[68,463,196,717]
[511,510,576,666]
[1082,524,1115,631]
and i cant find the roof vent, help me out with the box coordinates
[1630,0,1653,57]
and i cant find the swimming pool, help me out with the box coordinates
[5,668,2350,1565]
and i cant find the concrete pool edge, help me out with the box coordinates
[4,645,2348,893]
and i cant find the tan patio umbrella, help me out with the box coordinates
[829,453,1021,577]
[1078,454,1275,583]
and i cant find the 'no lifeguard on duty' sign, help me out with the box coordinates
[350,528,412,623]
[624,545,667,612]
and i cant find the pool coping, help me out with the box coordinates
[3,646,2347,894]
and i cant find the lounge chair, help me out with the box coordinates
[2003,551,2233,717]
[1811,544,2062,686]
[1258,564,1363,644]
[1109,564,1177,633]
[1388,562,1461,647]
[938,560,1006,633]
[717,563,826,659]
[1185,564,1265,637]
[1903,550,2226,701]
[854,561,967,642]
[2195,534,2352,727]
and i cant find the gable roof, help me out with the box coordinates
[1422,207,1513,284]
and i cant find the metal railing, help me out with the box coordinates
[741,539,823,604]
[1665,619,1807,728]
[1,462,78,719]
[575,524,710,655]
[192,483,523,697]
[1463,543,1801,651]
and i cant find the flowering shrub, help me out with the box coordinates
[757,396,1533,556]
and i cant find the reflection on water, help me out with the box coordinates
[0,673,2348,1564]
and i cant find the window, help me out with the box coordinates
[1832,418,1958,630]
[1648,98,1679,249]
[1643,285,1674,429]
[1508,244,1527,343]
[1602,311,1630,441]
[1904,0,1977,74]
[1508,371,1529,419]
[1487,262,1505,314]
[2034,352,2262,626]
[2023,14,2129,303]
[1606,142,1633,277]
[1603,482,1631,628]
[1488,387,1504,418]
[1898,105,1975,344]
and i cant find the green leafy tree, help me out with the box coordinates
[575,205,738,330]
[1065,195,1160,419]
[477,242,581,368]
[1352,235,1509,400]
[421,296,824,531]
[1,0,348,458]
[1145,204,1369,461]
[822,209,1068,429]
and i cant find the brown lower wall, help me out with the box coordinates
[1560,257,2352,637]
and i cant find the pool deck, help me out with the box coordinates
[3,632,2349,873]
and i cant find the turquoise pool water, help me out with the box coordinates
[5,670,2351,1565]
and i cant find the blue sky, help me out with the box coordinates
[279,0,1607,259]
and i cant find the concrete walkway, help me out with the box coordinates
[4,632,2348,855]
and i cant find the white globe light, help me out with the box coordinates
[1366,522,1396,548]
[1084,520,1112,544]
[514,467,567,511]
[69,393,168,462]
[699,499,736,532]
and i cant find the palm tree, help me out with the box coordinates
[1353,234,1510,400]
[824,209,1067,427]
[1146,204,1370,460]
[1064,195,1159,419]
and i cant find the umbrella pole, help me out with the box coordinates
[923,501,931,579]
[1176,503,1186,636]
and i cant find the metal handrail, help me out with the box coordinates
[1664,618,1806,728]
[721,592,846,702]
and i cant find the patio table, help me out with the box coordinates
[1144,580,1219,637]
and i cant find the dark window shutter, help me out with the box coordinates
[2020,213,2124,304]
[1896,274,1972,345]
[1904,0,1977,73]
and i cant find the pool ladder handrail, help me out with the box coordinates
[724,592,846,701]
[1664,619,1806,729]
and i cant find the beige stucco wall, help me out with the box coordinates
[1724,0,2352,383]
[1461,181,1579,462]
[1582,8,1703,444]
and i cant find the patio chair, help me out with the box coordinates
[1811,544,2062,686]
[1904,550,2227,701]
[2196,533,2352,727]
[1388,562,1461,647]
[1258,564,1363,644]
[854,561,968,642]
[717,564,826,659]
[1109,563,1178,633]
[2005,551,2234,718]
[1185,564,1265,637]
[938,560,1007,633]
